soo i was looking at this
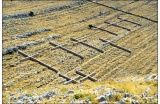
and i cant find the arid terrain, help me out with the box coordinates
[2,0,157,103]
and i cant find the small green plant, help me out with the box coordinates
[74,93,84,99]
[26,93,32,97]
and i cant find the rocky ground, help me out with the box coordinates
[3,74,157,103]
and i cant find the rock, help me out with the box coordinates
[154,76,158,81]
[149,74,157,79]
[116,90,125,93]
[99,101,109,104]
[70,99,75,104]
[85,99,91,103]
[104,92,113,99]
[74,100,85,103]
[143,75,150,80]
[42,90,56,99]
[67,90,74,94]
[119,99,125,104]
[131,99,139,104]
[94,90,98,95]
[31,95,40,102]
[16,100,24,103]
[145,88,151,93]
[63,94,69,98]
[10,97,16,101]
[97,95,106,102]
[132,95,140,99]
[142,93,147,97]
[17,94,26,100]
[155,94,158,98]
[3,34,60,55]
[124,93,131,98]
[38,95,43,101]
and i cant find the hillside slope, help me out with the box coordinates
[2,0,157,103]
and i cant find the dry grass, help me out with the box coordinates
[2,0,157,103]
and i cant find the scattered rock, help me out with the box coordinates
[13,28,51,39]
[132,95,140,99]
[63,94,69,98]
[10,97,16,101]
[104,92,113,99]
[131,99,139,104]
[3,12,30,20]
[154,76,158,81]
[85,99,91,103]
[116,90,125,93]
[124,93,131,98]
[97,95,106,102]
[16,100,24,103]
[142,93,147,98]
[70,99,75,104]
[42,90,56,99]
[3,34,60,55]
[149,74,157,79]
[99,101,109,104]
[145,88,151,93]
[67,90,74,94]
[119,99,126,104]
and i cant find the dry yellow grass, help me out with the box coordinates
[2,0,157,103]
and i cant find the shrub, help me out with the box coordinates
[74,93,84,99]
[29,11,34,17]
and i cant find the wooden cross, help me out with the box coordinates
[70,38,104,53]
[117,17,142,26]
[49,42,84,59]
[18,50,58,73]
[99,38,132,53]
[104,21,131,31]
[59,74,81,85]
[88,25,118,36]
[18,51,39,62]
[76,71,97,82]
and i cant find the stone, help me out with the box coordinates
[119,99,125,104]
[149,74,156,79]
[67,90,74,94]
[124,93,131,98]
[70,99,75,104]
[145,88,151,92]
[97,95,106,102]
[16,100,24,103]
[117,90,125,93]
[85,99,91,103]
[63,94,69,98]
[142,93,147,97]
[132,95,140,99]
[17,94,26,100]
[42,91,56,99]
[154,76,158,81]
[104,92,113,99]
[99,101,109,104]
[10,97,16,101]
[131,99,139,104]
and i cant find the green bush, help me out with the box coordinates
[74,93,84,99]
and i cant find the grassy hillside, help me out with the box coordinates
[2,0,157,103]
